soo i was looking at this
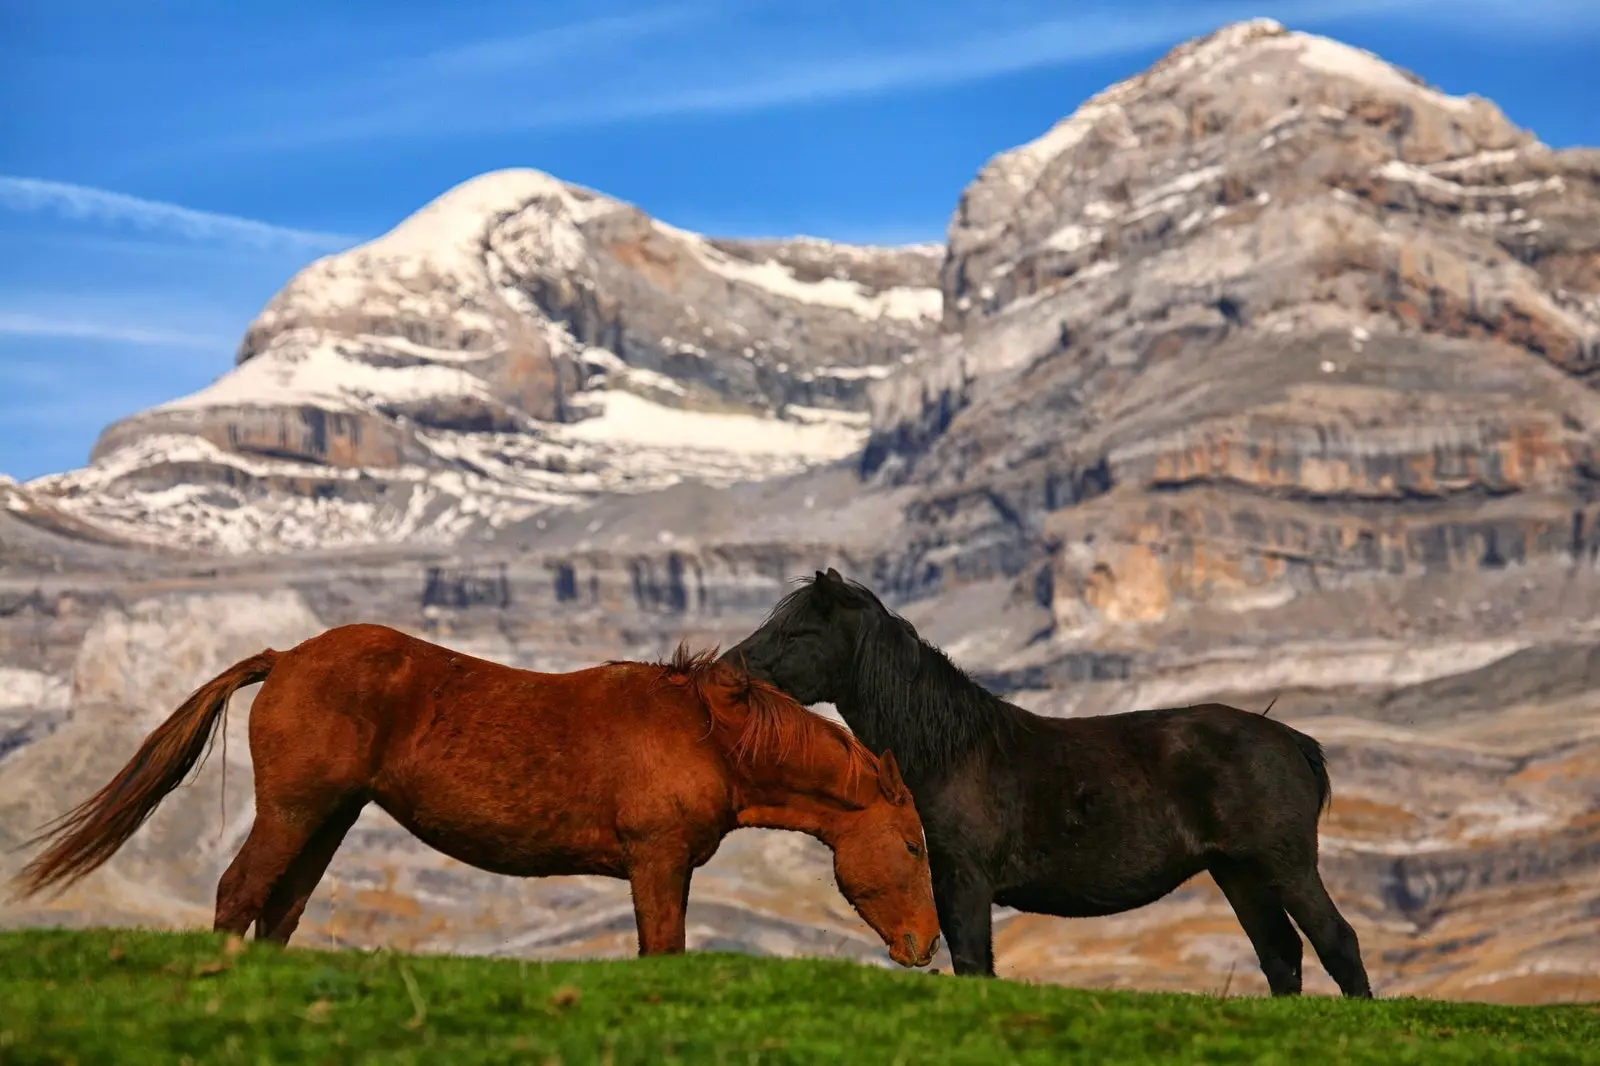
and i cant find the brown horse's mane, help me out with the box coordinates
[630,643,878,791]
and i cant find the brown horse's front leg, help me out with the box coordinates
[624,847,693,956]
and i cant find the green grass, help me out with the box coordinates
[2,929,1597,1065]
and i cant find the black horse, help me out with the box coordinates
[722,569,1372,997]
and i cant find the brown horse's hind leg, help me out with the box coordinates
[624,846,693,955]
[1210,860,1304,996]
[214,803,326,937]
[255,797,365,944]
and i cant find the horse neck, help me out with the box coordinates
[836,652,1006,789]
[729,743,873,846]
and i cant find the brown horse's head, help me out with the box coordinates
[828,750,941,968]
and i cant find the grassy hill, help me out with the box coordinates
[3,928,1597,1064]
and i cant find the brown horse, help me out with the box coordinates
[10,623,941,966]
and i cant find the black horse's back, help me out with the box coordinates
[723,569,1373,998]
[1142,702,1334,815]
[1046,703,1333,862]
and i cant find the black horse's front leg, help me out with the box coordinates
[931,857,996,976]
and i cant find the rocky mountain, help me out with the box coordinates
[864,17,1600,635]
[23,173,940,554]
[3,19,1598,1004]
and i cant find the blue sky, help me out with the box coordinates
[3,0,1598,481]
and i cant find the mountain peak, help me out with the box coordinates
[978,19,1489,211]
[354,168,624,274]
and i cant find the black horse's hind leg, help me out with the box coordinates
[1210,860,1303,996]
[932,859,996,976]
[1277,865,1373,998]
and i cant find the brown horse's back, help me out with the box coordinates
[250,624,734,879]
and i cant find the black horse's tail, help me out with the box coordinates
[1293,731,1333,817]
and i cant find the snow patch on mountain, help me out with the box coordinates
[560,391,863,456]
[1285,33,1474,113]
[660,222,942,323]
[29,383,871,555]
[159,331,499,413]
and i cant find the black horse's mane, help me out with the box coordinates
[767,576,1031,778]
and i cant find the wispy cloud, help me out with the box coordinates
[177,0,1600,154]
[418,5,710,76]
[516,0,1597,125]
[0,311,228,349]
[524,7,1237,125]
[0,175,356,252]
[169,4,727,155]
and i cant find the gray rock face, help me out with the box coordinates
[2,18,1598,1004]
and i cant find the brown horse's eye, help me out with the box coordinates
[906,841,922,858]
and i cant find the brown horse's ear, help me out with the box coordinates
[878,749,910,805]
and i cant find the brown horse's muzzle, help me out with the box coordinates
[890,930,941,968]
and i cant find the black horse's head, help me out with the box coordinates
[722,568,921,706]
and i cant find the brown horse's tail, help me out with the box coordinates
[8,649,280,901]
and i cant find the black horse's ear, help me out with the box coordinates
[825,567,843,582]
[812,570,833,602]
